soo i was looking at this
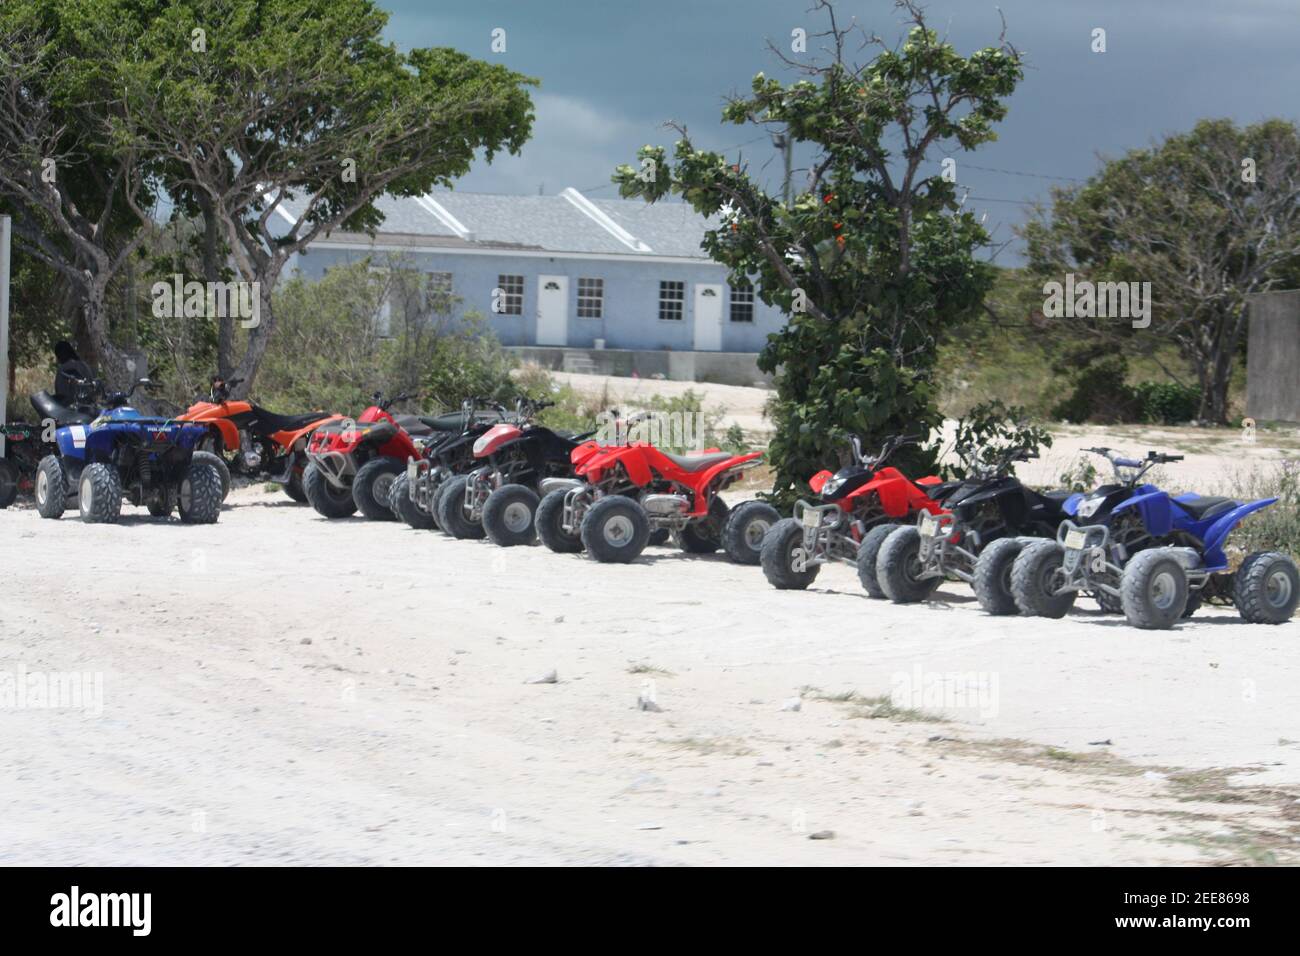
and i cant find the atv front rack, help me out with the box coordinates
[791,500,859,567]
[915,511,978,583]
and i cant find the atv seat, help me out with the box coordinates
[1174,494,1237,521]
[252,406,331,434]
[30,390,94,425]
[1042,490,1077,502]
[394,414,443,437]
[660,451,735,472]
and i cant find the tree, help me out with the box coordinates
[1022,118,1300,424]
[111,0,535,396]
[614,0,1023,497]
[0,5,159,384]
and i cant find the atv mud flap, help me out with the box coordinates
[916,512,974,583]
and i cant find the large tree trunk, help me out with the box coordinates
[200,199,236,380]
[81,286,133,389]
[229,279,277,399]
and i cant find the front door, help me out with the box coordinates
[693,283,723,351]
[536,275,568,346]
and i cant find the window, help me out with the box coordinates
[730,281,754,323]
[577,278,604,318]
[659,280,685,321]
[427,272,453,295]
[495,274,524,315]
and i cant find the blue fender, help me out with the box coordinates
[1112,488,1174,536]
[1061,493,1084,515]
[1198,497,1278,571]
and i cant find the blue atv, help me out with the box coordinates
[33,377,225,525]
[1011,447,1298,629]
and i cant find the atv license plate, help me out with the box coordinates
[801,509,821,529]
[919,513,939,536]
[1064,529,1087,550]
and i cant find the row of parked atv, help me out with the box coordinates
[2,371,1295,632]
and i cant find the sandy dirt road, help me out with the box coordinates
[2,486,1297,866]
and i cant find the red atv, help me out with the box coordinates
[761,435,946,592]
[536,440,778,564]
[303,391,450,520]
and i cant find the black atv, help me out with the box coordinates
[873,446,1082,611]
[1,381,108,508]
[435,397,600,546]
[389,397,517,531]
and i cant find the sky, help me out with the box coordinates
[380,0,1300,262]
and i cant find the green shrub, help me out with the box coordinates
[1132,380,1201,424]
[945,399,1054,480]
[1217,461,1300,562]
[1049,354,1140,423]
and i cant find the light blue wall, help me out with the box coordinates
[293,246,787,353]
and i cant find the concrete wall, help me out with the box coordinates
[509,346,770,387]
[294,245,786,353]
[1245,291,1300,423]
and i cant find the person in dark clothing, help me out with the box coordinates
[53,341,94,403]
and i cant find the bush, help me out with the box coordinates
[1049,355,1139,424]
[1132,380,1201,424]
[945,400,1054,480]
[1216,462,1300,562]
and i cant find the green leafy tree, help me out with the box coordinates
[1022,118,1300,424]
[614,0,1023,501]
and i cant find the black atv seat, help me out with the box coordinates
[251,406,330,434]
[1042,489,1076,502]
[1175,495,1237,521]
[31,390,94,425]
[661,451,735,472]
[394,414,440,437]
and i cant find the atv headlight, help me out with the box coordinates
[1077,496,1104,519]
[820,476,845,497]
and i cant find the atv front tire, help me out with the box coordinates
[35,456,67,519]
[581,495,650,563]
[1234,551,1299,624]
[192,451,231,502]
[353,457,403,521]
[79,463,122,524]
[1011,540,1076,618]
[388,474,435,530]
[437,475,487,540]
[722,500,780,565]
[0,458,19,509]
[303,463,357,518]
[877,526,942,604]
[760,518,820,590]
[483,484,540,547]
[855,522,901,598]
[972,537,1026,615]
[537,489,583,553]
[1120,548,1189,629]
[678,497,728,554]
[178,459,223,524]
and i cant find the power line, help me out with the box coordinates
[960,162,1084,183]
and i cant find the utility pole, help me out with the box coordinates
[0,216,10,458]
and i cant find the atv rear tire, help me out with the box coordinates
[178,459,223,524]
[973,537,1026,615]
[353,457,402,521]
[1120,548,1189,629]
[285,458,307,503]
[647,528,671,547]
[1011,540,1076,618]
[581,495,650,563]
[304,462,357,518]
[877,526,942,604]
[146,486,176,518]
[855,522,901,598]
[437,474,486,540]
[192,451,231,502]
[483,484,540,547]
[722,500,780,565]
[35,455,67,519]
[388,474,435,530]
[79,463,122,524]
[0,458,18,509]
[537,489,583,553]
[1234,551,1299,624]
[760,517,820,590]
[678,497,728,554]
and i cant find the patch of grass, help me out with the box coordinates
[847,696,946,723]
[626,662,674,677]
[660,737,754,757]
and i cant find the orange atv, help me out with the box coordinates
[177,377,342,502]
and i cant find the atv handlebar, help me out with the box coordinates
[1086,447,1184,484]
